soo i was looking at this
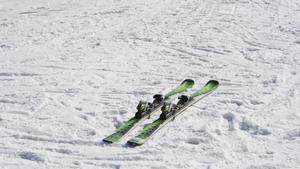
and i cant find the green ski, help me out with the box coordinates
[103,79,194,143]
[127,80,219,146]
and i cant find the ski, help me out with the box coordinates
[103,79,194,143]
[127,80,219,146]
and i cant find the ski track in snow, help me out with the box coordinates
[0,0,299,168]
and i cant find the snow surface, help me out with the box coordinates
[0,0,299,168]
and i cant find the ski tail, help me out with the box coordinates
[165,79,194,98]
[127,119,163,146]
[103,118,139,143]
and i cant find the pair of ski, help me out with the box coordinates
[103,79,219,146]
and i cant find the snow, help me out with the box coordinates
[0,0,299,168]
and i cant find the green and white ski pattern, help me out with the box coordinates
[127,80,219,146]
[103,79,194,143]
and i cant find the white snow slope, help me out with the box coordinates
[0,0,299,169]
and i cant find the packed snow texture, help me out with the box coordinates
[0,0,299,169]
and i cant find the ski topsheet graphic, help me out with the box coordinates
[127,80,219,146]
[103,79,194,143]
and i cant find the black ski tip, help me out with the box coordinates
[206,80,219,86]
[182,79,194,84]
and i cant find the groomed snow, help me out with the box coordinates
[0,0,299,168]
